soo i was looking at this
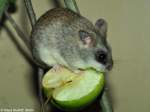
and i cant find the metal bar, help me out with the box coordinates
[100,90,113,112]
[5,11,31,50]
[24,0,36,28]
[23,1,45,111]
[64,0,80,13]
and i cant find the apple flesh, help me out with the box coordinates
[42,67,104,111]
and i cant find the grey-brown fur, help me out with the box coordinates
[31,8,113,72]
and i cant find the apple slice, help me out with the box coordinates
[42,67,104,111]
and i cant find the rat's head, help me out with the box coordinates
[78,19,113,72]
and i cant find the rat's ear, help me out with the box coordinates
[95,19,107,37]
[79,30,95,48]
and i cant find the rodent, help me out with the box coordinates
[31,8,113,72]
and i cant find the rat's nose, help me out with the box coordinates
[106,59,113,70]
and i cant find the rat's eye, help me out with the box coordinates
[95,50,107,64]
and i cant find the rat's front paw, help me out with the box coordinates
[73,69,81,74]
[50,64,63,72]
[72,69,84,75]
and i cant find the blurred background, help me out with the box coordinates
[0,0,150,112]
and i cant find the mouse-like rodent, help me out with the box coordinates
[31,8,113,72]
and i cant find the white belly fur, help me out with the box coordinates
[38,47,68,67]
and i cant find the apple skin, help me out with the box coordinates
[52,74,104,111]
[42,68,105,111]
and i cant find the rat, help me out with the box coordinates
[31,8,113,73]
